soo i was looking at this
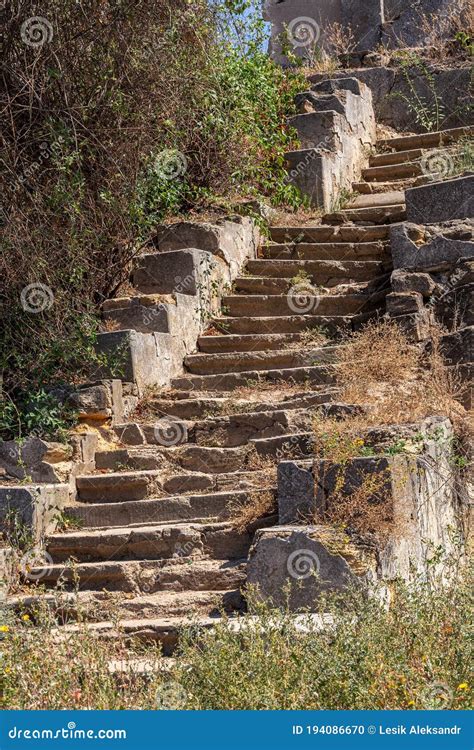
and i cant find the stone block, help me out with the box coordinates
[391,269,438,297]
[102,295,172,334]
[406,175,474,224]
[288,110,341,151]
[390,220,474,271]
[247,525,374,610]
[0,484,69,543]
[0,438,73,484]
[153,217,258,280]
[278,460,316,525]
[114,423,146,446]
[132,249,208,296]
[67,379,124,423]
[386,291,425,316]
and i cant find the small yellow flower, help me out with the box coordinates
[0,625,10,633]
[457,683,469,691]
[21,614,30,622]
[407,700,415,706]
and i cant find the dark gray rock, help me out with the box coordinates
[386,292,424,316]
[278,460,315,525]
[391,269,438,297]
[406,176,474,224]
[390,220,474,271]
[247,525,372,610]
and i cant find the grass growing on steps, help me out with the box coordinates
[1,575,472,709]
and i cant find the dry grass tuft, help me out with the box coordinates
[229,489,276,533]
[336,319,467,427]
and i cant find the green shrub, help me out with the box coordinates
[0,0,304,436]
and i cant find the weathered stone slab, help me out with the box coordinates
[0,485,68,542]
[67,380,124,422]
[132,249,210,297]
[390,220,474,271]
[153,217,258,280]
[278,460,315,525]
[406,176,474,225]
[247,525,374,610]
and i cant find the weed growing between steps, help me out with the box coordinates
[0,0,305,438]
[1,575,472,710]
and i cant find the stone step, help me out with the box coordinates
[322,204,406,225]
[246,258,387,282]
[192,407,317,447]
[268,225,390,244]
[352,179,414,194]
[362,162,422,182]
[377,125,474,152]
[198,332,304,353]
[11,588,245,622]
[170,364,336,392]
[96,444,249,475]
[221,291,386,318]
[211,312,376,336]
[24,557,247,594]
[76,470,163,504]
[250,432,314,459]
[349,191,406,209]
[65,489,273,528]
[184,346,340,375]
[148,388,338,419]
[54,615,221,654]
[369,147,424,167]
[47,521,253,563]
[261,241,387,261]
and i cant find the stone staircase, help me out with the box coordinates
[15,125,471,651]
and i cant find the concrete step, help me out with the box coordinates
[221,291,386,318]
[148,388,338,419]
[76,470,163,504]
[47,521,253,563]
[96,444,249,475]
[349,191,406,209]
[377,125,474,152]
[268,225,390,244]
[184,346,340,375]
[24,557,247,593]
[170,364,336,392]
[261,241,387,261]
[246,258,388,283]
[198,332,304,353]
[369,147,424,167]
[65,489,273,529]
[362,162,422,182]
[211,312,376,336]
[322,204,406,225]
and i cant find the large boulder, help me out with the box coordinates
[247,525,374,610]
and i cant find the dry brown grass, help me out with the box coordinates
[229,489,277,533]
[317,466,395,541]
[336,319,467,427]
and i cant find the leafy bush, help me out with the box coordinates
[0,0,304,436]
